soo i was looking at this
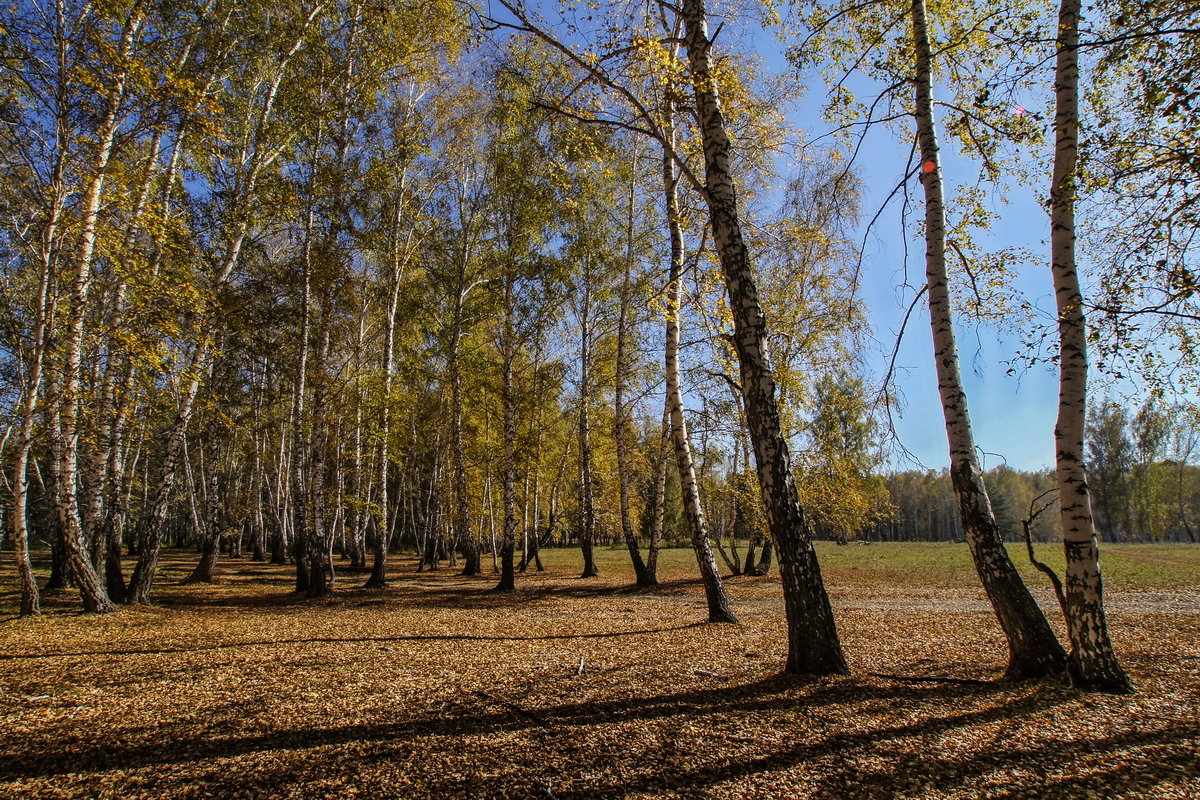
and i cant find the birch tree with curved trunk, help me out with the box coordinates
[678,0,844,670]
[663,134,737,624]
[910,0,1067,680]
[127,2,327,605]
[53,0,149,614]
[1048,0,1133,693]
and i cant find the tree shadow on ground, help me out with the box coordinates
[0,678,1042,780]
[0,622,709,661]
[6,675,1181,800]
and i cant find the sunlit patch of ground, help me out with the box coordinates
[1,544,1196,799]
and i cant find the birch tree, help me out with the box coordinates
[128,2,328,605]
[1048,0,1133,692]
[491,0,846,670]
[908,0,1067,679]
[678,0,844,669]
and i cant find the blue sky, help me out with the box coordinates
[744,22,1066,473]
[854,129,1063,474]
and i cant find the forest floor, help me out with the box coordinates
[0,543,1197,799]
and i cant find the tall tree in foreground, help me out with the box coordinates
[492,0,845,669]
[678,0,844,670]
[1048,0,1133,693]
[910,0,1066,679]
[53,0,151,614]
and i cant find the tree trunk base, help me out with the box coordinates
[83,597,119,614]
[19,594,41,618]
[1000,649,1067,683]
[1068,651,1134,694]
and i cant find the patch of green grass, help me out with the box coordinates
[536,540,1200,591]
[2,541,1195,618]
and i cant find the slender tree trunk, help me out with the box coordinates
[186,425,222,583]
[305,325,333,597]
[485,463,499,571]
[349,300,368,568]
[450,189,482,576]
[521,435,571,573]
[496,318,518,592]
[912,0,1066,680]
[615,158,653,586]
[662,140,737,624]
[524,369,544,573]
[366,197,408,587]
[271,427,289,565]
[680,0,843,671]
[250,360,268,562]
[577,274,600,578]
[450,307,481,575]
[645,402,670,582]
[52,4,147,615]
[292,217,314,594]
[1049,0,1132,693]
[101,380,134,601]
[9,231,58,617]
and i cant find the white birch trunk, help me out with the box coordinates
[53,2,147,613]
[911,0,1066,679]
[663,135,737,624]
[1049,0,1132,692]
[680,0,842,670]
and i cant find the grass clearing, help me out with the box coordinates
[1,544,1196,798]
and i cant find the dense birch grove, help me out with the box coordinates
[1,0,1195,691]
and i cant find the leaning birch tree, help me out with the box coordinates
[910,0,1067,679]
[678,0,844,670]
[493,0,846,672]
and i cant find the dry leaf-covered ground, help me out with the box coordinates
[1,543,1197,799]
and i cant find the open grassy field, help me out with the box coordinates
[1,543,1197,799]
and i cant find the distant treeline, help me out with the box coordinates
[868,400,1200,544]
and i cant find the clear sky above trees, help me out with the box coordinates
[742,16,1152,473]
